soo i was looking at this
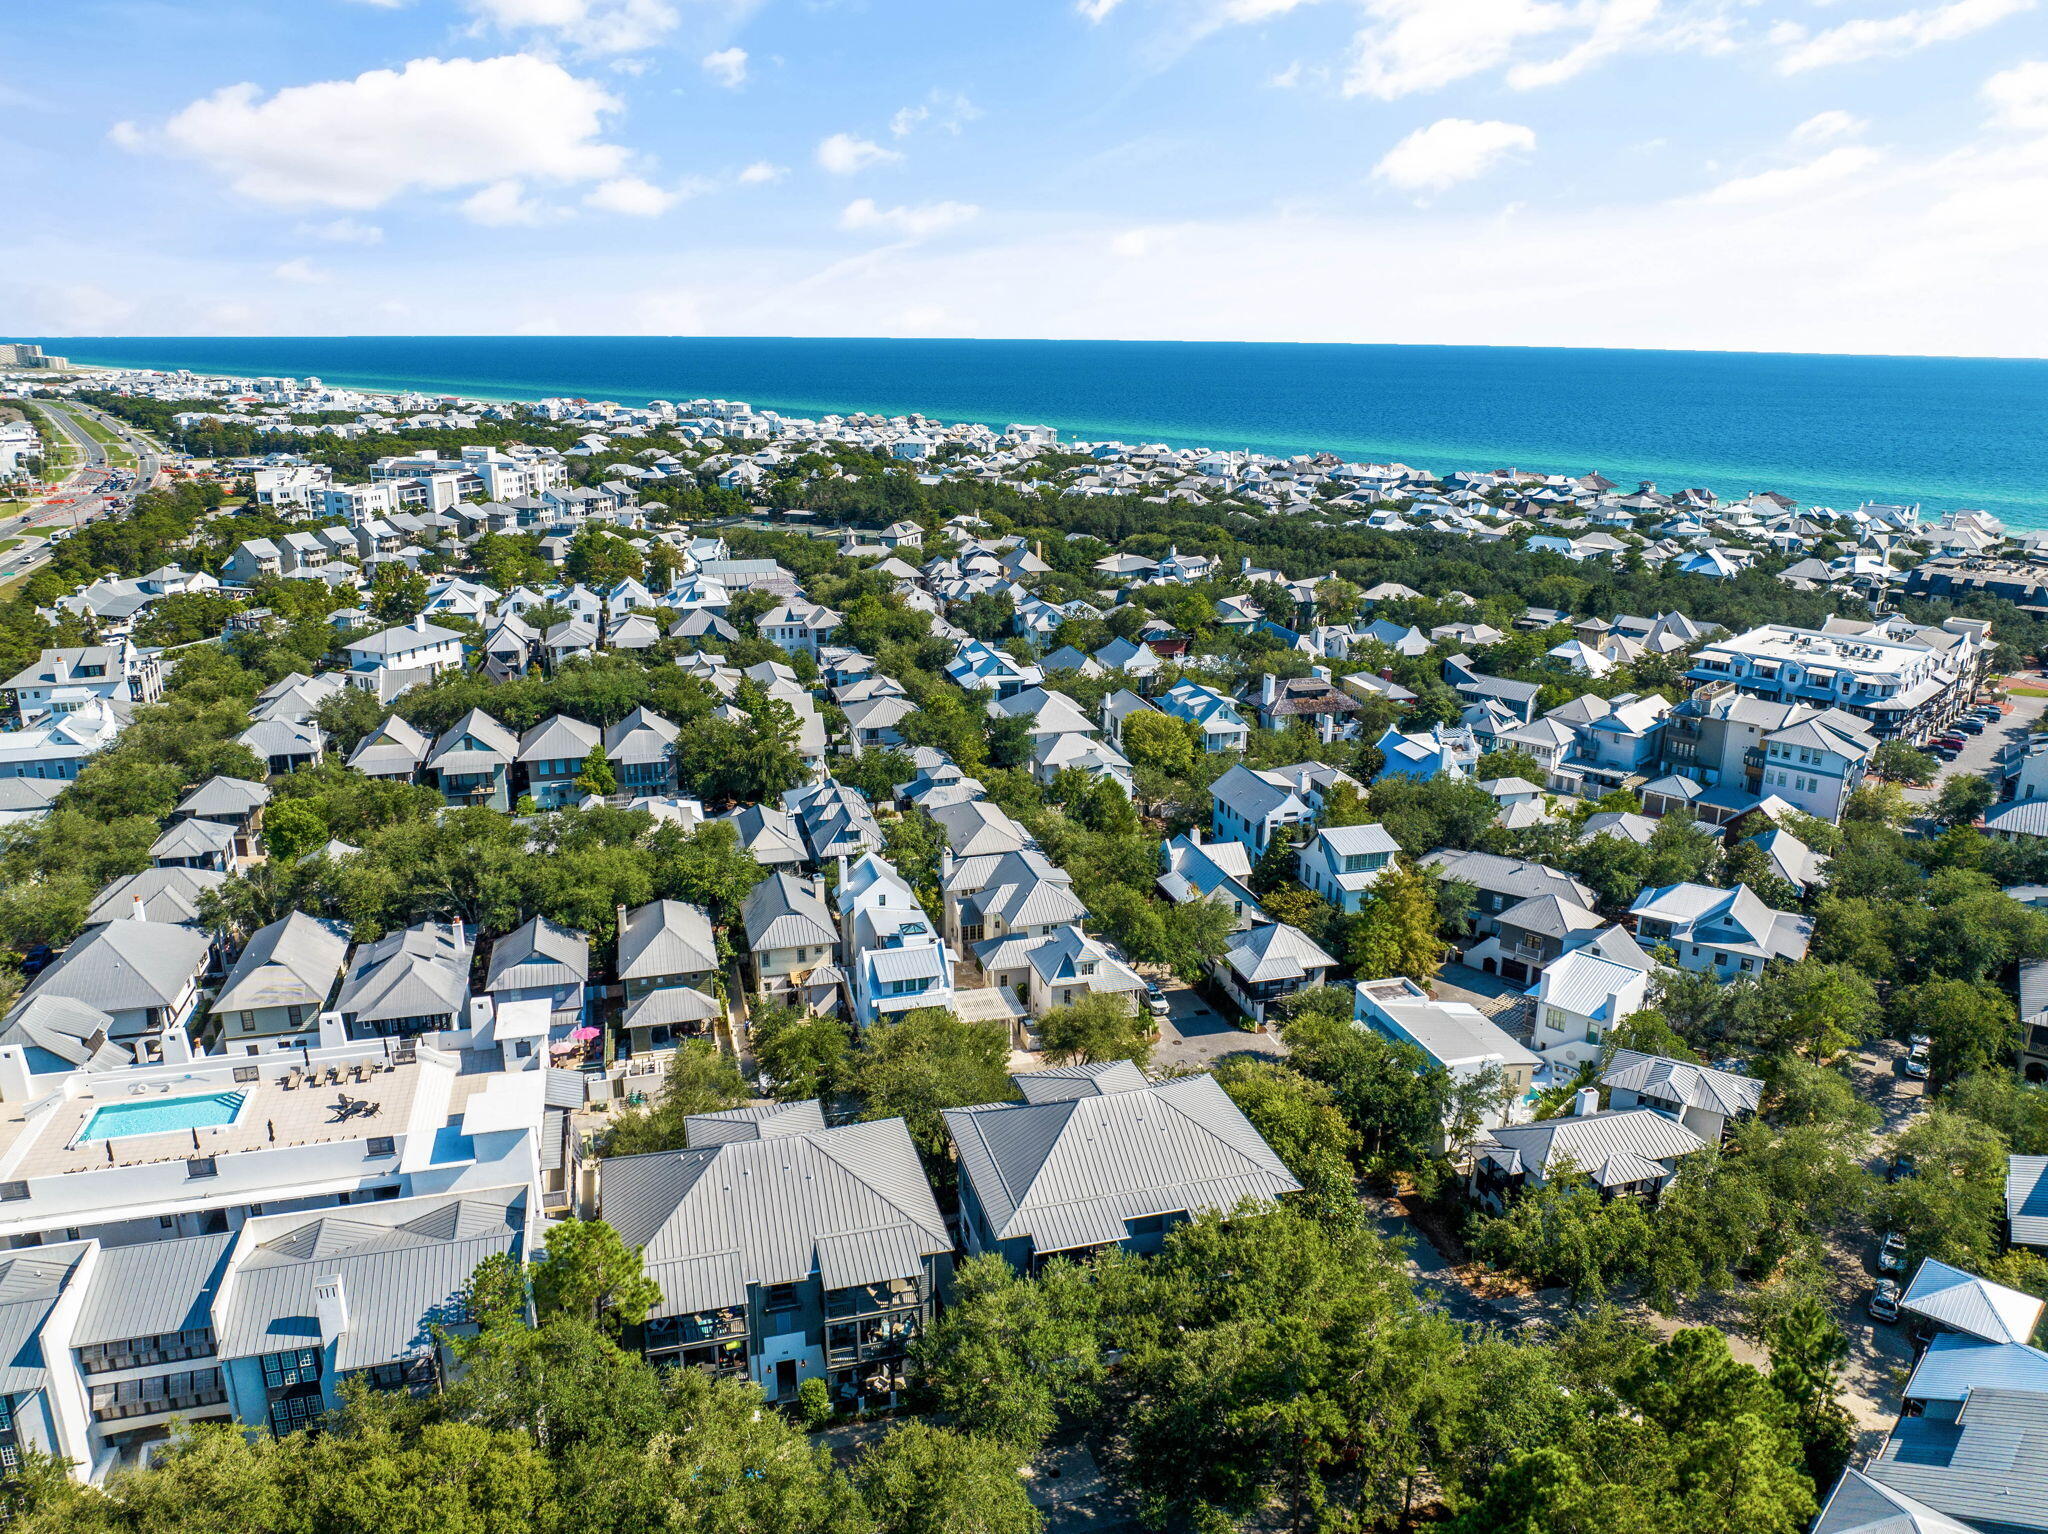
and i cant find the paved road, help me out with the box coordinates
[1903,686,2048,804]
[1151,982,1283,1071]
[0,399,157,581]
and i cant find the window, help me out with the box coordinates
[186,1157,218,1179]
[764,1283,800,1313]
[261,1348,323,1389]
[233,1065,260,1083]
[0,1183,26,1203]
[366,1136,395,1158]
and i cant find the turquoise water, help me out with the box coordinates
[30,336,2048,527]
[80,1090,246,1141]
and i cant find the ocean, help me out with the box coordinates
[29,336,2048,528]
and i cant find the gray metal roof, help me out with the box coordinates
[1866,1388,2048,1532]
[517,713,600,764]
[1900,1258,2047,1346]
[944,1073,1299,1254]
[213,911,351,1014]
[1422,849,1595,907]
[740,874,836,954]
[485,915,590,992]
[0,1245,90,1394]
[215,1189,525,1369]
[1905,1333,2048,1406]
[1477,1107,1705,1187]
[335,922,472,1024]
[598,1111,945,1317]
[150,816,237,861]
[2012,1156,2048,1250]
[174,775,271,821]
[617,900,718,982]
[1601,1049,1763,1120]
[73,1233,234,1346]
[1014,1061,1149,1103]
[1812,1468,1977,1534]
[15,920,211,1015]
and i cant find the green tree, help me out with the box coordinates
[855,1423,1039,1534]
[1121,710,1199,778]
[1346,856,1450,983]
[651,820,767,929]
[1470,1164,1654,1301]
[1872,740,1939,785]
[751,1004,854,1102]
[564,528,645,588]
[1249,823,1300,896]
[1935,773,1998,828]
[1475,747,1546,784]
[912,1253,1105,1454]
[574,742,616,797]
[847,1008,1015,1159]
[1214,1059,1358,1217]
[1881,1107,2011,1270]
[1888,978,2017,1087]
[530,1219,663,1333]
[1038,992,1153,1068]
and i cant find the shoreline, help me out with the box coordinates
[39,341,2048,528]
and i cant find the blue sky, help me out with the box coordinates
[5,0,2047,354]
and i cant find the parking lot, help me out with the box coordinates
[1150,981,1284,1072]
[1905,685,2048,804]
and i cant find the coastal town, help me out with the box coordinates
[0,351,2045,1534]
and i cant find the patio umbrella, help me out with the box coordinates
[570,1026,601,1041]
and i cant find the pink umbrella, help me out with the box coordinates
[570,1026,601,1042]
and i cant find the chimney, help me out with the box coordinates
[1261,673,1278,709]
[314,1275,350,1343]
[1573,1086,1602,1117]
[130,893,147,921]
[0,1047,33,1105]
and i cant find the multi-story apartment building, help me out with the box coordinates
[1658,683,1879,822]
[1682,618,1989,744]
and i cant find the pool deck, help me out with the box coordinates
[12,1062,425,1178]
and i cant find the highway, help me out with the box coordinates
[0,399,161,583]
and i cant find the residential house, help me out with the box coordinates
[206,913,351,1052]
[739,874,838,1006]
[1469,1091,1708,1212]
[1600,1049,1762,1144]
[840,854,954,1028]
[759,601,842,657]
[1209,762,1361,855]
[1528,944,1656,1067]
[345,715,430,783]
[1156,832,1263,929]
[484,917,589,1054]
[1155,679,1250,753]
[236,719,324,776]
[2,642,163,719]
[334,922,473,1038]
[1628,881,1812,975]
[426,709,519,811]
[1211,921,1337,1027]
[1295,823,1399,913]
[340,619,465,703]
[516,714,602,809]
[946,1063,1300,1271]
[7,919,211,1050]
[975,925,1145,1020]
[1421,850,1596,939]
[1354,976,1538,1133]
[617,900,722,1054]
[595,1102,948,1411]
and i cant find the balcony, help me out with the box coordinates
[826,1276,926,1319]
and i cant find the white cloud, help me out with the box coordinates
[891,90,981,138]
[839,197,980,239]
[1692,145,1883,204]
[132,55,628,211]
[272,258,328,283]
[298,217,385,245]
[737,160,787,184]
[1270,61,1304,87]
[584,175,678,215]
[701,47,748,88]
[817,133,902,174]
[1076,0,1125,19]
[1343,0,1719,100]
[1775,0,2034,74]
[462,0,681,56]
[461,179,549,225]
[1790,110,1867,145]
[1373,117,1535,192]
[1984,59,2048,129]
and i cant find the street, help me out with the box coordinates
[0,397,160,587]
[1150,981,1284,1072]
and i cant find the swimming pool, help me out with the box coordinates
[79,1091,247,1142]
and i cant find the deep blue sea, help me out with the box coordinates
[29,336,2048,528]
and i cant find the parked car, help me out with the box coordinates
[1932,746,1961,762]
[1889,1152,1918,1183]
[1869,1279,1901,1323]
[1146,990,1170,1018]
[1904,1051,1930,1080]
[1955,719,1986,735]
[1879,1231,1908,1274]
